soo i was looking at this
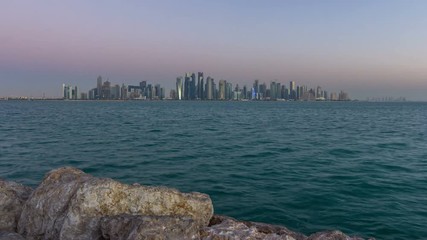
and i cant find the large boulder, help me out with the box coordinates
[100,214,200,240]
[18,167,213,240]
[0,179,32,232]
[201,215,306,240]
[17,167,92,239]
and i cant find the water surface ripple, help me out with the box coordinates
[1,101,426,239]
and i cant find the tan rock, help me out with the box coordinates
[18,167,91,239]
[0,179,32,232]
[18,167,213,240]
[201,215,306,240]
[100,214,200,240]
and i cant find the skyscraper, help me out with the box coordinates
[176,77,183,100]
[281,85,288,99]
[154,84,161,99]
[101,81,111,100]
[213,82,217,100]
[111,84,120,100]
[290,81,296,100]
[270,81,277,100]
[121,84,127,100]
[190,73,196,100]
[276,82,281,99]
[140,81,147,97]
[219,80,226,100]
[89,88,97,100]
[62,84,69,99]
[146,84,153,99]
[184,72,191,100]
[96,76,103,99]
[226,82,232,100]
[160,87,165,100]
[253,80,259,99]
[197,72,204,100]
[206,77,214,100]
[259,82,266,100]
[62,84,77,100]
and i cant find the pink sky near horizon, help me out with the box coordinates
[1,1,427,100]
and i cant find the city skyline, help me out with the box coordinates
[1,1,427,100]
[60,73,350,101]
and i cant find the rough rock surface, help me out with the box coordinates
[0,231,25,240]
[307,230,367,240]
[100,214,200,240]
[201,215,306,240]
[0,179,32,232]
[18,167,213,240]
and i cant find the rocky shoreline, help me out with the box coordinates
[0,167,373,240]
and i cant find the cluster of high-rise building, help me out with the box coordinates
[79,76,165,100]
[62,73,350,101]
[172,72,350,101]
[62,84,78,100]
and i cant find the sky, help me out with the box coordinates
[1,0,427,100]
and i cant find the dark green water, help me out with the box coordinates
[1,101,426,239]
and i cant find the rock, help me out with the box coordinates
[307,230,369,240]
[0,231,25,240]
[0,179,32,232]
[100,214,200,240]
[201,215,306,240]
[18,167,213,240]
[17,167,92,239]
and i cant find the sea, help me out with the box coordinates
[0,100,426,239]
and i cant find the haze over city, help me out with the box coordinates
[1,0,426,100]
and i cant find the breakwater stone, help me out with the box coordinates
[0,180,32,232]
[0,167,373,239]
[100,214,200,239]
[202,215,307,240]
[17,167,213,239]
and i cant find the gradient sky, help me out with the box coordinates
[1,0,427,100]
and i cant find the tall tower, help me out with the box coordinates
[190,73,196,100]
[184,72,191,100]
[72,86,78,100]
[253,80,259,99]
[219,80,226,100]
[276,82,281,99]
[176,77,183,100]
[102,81,111,100]
[259,82,266,100]
[62,84,69,99]
[197,72,204,100]
[290,81,296,100]
[270,81,277,100]
[96,76,103,99]
[140,81,147,97]
[121,84,127,100]
[206,77,213,100]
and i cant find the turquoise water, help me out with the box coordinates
[1,101,426,239]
